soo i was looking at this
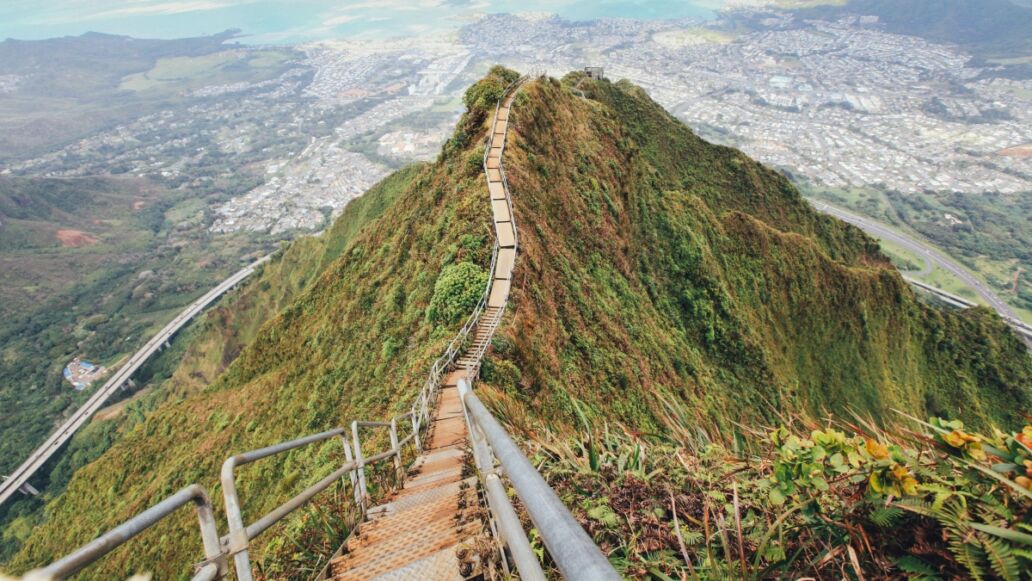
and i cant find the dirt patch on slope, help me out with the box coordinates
[999,144,1032,157]
[56,229,100,247]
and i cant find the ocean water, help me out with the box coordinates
[0,0,725,44]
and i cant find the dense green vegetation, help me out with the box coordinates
[509,392,1032,579]
[0,174,275,477]
[4,68,1029,579]
[0,164,421,563]
[481,72,1030,433]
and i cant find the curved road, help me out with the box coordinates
[0,256,269,508]
[810,201,1021,321]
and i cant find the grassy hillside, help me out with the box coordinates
[477,73,1030,436]
[1,59,510,575]
[4,68,1029,579]
[0,164,421,564]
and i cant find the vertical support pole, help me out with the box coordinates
[420,387,429,427]
[351,421,367,511]
[410,408,421,452]
[220,458,254,581]
[389,418,403,482]
[194,491,228,579]
[339,435,360,510]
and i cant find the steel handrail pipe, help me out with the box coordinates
[353,420,391,428]
[482,473,545,581]
[221,427,348,581]
[458,381,546,581]
[243,461,358,541]
[23,484,224,581]
[350,419,411,508]
[458,380,620,581]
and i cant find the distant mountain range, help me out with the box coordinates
[795,0,1032,59]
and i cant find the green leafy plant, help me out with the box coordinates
[427,261,488,324]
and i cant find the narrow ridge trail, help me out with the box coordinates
[327,84,522,580]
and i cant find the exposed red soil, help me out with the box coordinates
[999,144,1032,157]
[56,229,100,247]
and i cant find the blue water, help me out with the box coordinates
[0,0,724,44]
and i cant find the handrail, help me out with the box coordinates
[458,380,619,581]
[23,485,225,581]
[220,411,424,581]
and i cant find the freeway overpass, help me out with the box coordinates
[0,256,269,508]
[906,277,1032,342]
[809,200,1032,344]
[810,200,1021,321]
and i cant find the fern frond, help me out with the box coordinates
[869,506,904,528]
[896,497,934,517]
[979,534,1021,581]
[894,555,942,580]
[1011,547,1032,561]
[947,535,987,581]
[681,530,704,546]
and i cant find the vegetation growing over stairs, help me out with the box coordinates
[4,67,1031,580]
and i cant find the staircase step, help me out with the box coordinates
[365,546,463,580]
[368,477,477,520]
[331,521,482,580]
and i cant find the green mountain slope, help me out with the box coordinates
[478,73,1030,434]
[4,69,1030,579]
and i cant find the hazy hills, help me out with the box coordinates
[796,0,1032,60]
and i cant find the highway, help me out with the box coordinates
[810,201,1021,321]
[0,256,269,508]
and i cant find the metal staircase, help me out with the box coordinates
[326,372,481,580]
[23,75,619,581]
[324,78,524,580]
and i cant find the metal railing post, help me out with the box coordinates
[389,418,403,482]
[220,458,254,581]
[340,435,360,509]
[351,421,368,510]
[410,409,421,452]
[23,485,224,581]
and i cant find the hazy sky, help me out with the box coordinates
[0,0,728,43]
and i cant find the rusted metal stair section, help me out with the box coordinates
[327,371,483,580]
[326,86,523,581]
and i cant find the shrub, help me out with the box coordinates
[427,262,488,324]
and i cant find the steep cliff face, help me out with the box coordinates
[476,73,1030,436]
[5,69,1029,578]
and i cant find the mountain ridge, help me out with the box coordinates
[3,68,1030,578]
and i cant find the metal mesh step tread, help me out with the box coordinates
[331,519,483,580]
[368,477,478,518]
[356,488,479,544]
[367,546,462,581]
